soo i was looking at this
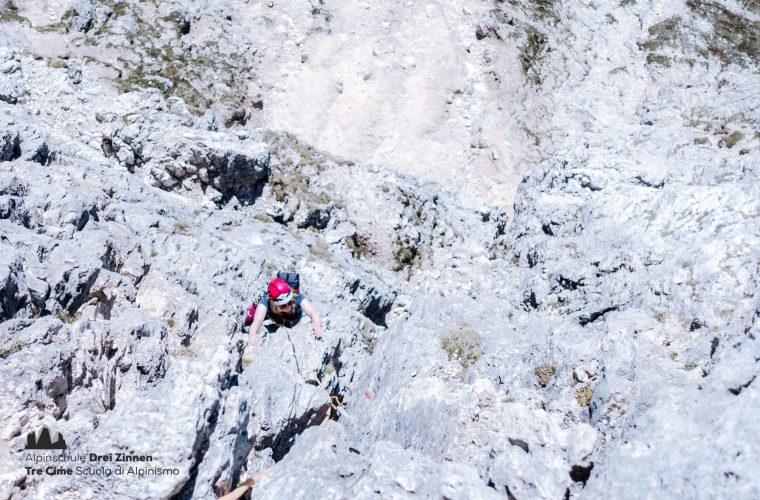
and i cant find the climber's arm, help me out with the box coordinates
[248,304,268,347]
[300,299,323,339]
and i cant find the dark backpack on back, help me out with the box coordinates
[277,271,300,293]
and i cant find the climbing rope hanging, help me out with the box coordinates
[285,329,347,419]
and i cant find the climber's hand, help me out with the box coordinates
[312,324,324,340]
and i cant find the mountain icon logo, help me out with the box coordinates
[25,427,67,450]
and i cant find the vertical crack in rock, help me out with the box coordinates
[316,340,343,394]
[1,131,21,162]
[257,404,332,463]
[172,399,222,500]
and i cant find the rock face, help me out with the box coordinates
[1,0,759,499]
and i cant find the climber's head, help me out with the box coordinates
[268,278,294,308]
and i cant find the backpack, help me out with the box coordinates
[276,271,300,293]
[243,271,300,326]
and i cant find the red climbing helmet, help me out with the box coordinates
[268,278,293,305]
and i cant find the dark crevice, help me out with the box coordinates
[710,337,720,358]
[1,132,21,161]
[526,250,539,268]
[171,399,222,500]
[32,143,50,165]
[506,485,518,500]
[0,197,33,229]
[558,276,585,291]
[256,404,331,462]
[565,173,603,191]
[569,462,594,485]
[351,287,393,327]
[579,306,618,326]
[214,409,252,497]
[522,291,539,310]
[317,340,343,389]
[508,437,530,453]
[632,175,665,188]
[54,267,100,315]
[728,376,756,395]
[1,268,26,320]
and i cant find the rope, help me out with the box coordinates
[285,329,344,413]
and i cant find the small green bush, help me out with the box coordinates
[171,347,195,357]
[575,385,593,406]
[721,131,744,148]
[344,233,372,259]
[441,325,481,369]
[56,310,76,324]
[173,222,191,235]
[535,363,556,387]
[0,341,24,359]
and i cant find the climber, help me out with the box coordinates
[246,275,324,347]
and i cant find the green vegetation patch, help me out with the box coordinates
[0,3,30,25]
[738,0,760,14]
[520,27,548,85]
[720,130,744,148]
[575,385,593,406]
[638,3,760,68]
[527,0,559,22]
[535,363,556,387]
[503,0,559,22]
[640,16,683,51]
[263,132,337,222]
[310,0,332,22]
[646,53,671,67]
[344,233,373,259]
[441,325,482,369]
[47,1,251,115]
[393,245,418,271]
[688,0,760,66]
[0,341,24,359]
[115,47,221,113]
[56,310,78,324]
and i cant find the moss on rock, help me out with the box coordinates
[535,363,556,387]
[575,385,593,406]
